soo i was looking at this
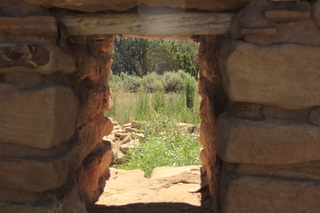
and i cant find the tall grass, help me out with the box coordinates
[118,120,201,177]
[105,90,200,125]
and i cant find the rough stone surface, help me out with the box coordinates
[0,43,76,74]
[79,141,113,205]
[313,0,320,28]
[225,161,320,181]
[308,107,320,126]
[217,113,320,165]
[0,83,78,149]
[3,72,42,89]
[0,154,69,192]
[22,0,246,13]
[221,174,320,213]
[221,40,320,110]
[274,19,320,45]
[265,10,310,22]
[0,185,87,213]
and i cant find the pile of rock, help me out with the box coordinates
[103,120,145,164]
[103,120,200,164]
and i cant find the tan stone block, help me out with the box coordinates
[222,175,320,213]
[222,40,320,109]
[265,10,310,22]
[3,72,42,89]
[0,83,78,149]
[0,155,69,192]
[217,113,320,164]
[0,184,87,213]
[313,0,320,28]
[0,43,75,74]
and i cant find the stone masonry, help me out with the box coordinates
[0,0,319,212]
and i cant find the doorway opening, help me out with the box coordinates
[93,36,212,213]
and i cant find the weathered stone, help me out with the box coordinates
[222,40,320,110]
[225,161,320,181]
[0,155,69,192]
[0,43,75,74]
[3,72,42,89]
[308,107,320,126]
[22,0,246,13]
[241,28,277,35]
[243,34,274,45]
[120,139,140,151]
[124,127,137,133]
[0,184,87,213]
[132,133,145,142]
[262,105,309,121]
[265,10,310,22]
[115,132,130,140]
[274,20,320,45]
[120,135,132,144]
[0,83,78,149]
[222,174,320,213]
[102,117,113,136]
[227,102,264,120]
[0,16,58,36]
[312,0,320,28]
[217,113,320,165]
[0,0,45,17]
[79,141,113,205]
[230,0,275,39]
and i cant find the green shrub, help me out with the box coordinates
[162,71,184,93]
[141,72,164,92]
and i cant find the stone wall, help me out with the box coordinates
[214,0,320,212]
[0,1,114,212]
[0,0,320,212]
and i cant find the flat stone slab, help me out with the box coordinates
[217,113,320,165]
[0,83,78,149]
[222,40,320,110]
[0,154,69,192]
[222,174,320,213]
[0,43,75,74]
[0,184,86,213]
[265,10,310,22]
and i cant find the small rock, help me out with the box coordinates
[120,139,140,151]
[120,135,132,144]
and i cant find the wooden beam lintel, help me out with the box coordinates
[61,13,234,37]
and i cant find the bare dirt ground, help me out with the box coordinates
[90,166,215,213]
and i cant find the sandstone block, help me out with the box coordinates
[0,83,78,149]
[79,141,113,204]
[222,40,320,109]
[217,113,320,165]
[308,107,320,126]
[0,184,87,213]
[0,16,58,36]
[222,174,320,213]
[0,155,69,192]
[274,20,320,45]
[120,139,140,151]
[313,0,320,28]
[0,43,75,74]
[3,72,42,89]
[265,10,310,22]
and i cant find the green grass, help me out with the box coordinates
[105,71,201,177]
[117,120,201,177]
